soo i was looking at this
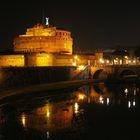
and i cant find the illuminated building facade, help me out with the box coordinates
[0,20,97,67]
[0,55,24,67]
[14,23,73,54]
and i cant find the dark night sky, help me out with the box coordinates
[0,1,140,52]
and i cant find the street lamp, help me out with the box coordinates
[99,58,104,65]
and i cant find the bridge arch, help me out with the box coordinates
[119,69,137,78]
[93,69,109,80]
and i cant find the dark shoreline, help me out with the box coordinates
[0,79,103,104]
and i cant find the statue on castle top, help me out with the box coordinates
[46,17,49,26]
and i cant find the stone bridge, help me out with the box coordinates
[90,65,140,79]
[73,65,140,80]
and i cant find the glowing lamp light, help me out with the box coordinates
[99,58,104,64]
[74,55,78,60]
[72,62,76,66]
[78,93,85,100]
[120,59,122,65]
[124,88,128,94]
[99,96,103,101]
[114,59,118,64]
[133,60,136,63]
[124,56,128,59]
[99,96,104,104]
[78,65,85,71]
[106,60,110,64]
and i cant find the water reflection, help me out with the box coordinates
[0,82,140,139]
[128,101,131,108]
[74,102,79,114]
[107,98,109,105]
[0,105,23,139]
[21,113,26,127]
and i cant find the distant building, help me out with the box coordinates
[111,49,129,64]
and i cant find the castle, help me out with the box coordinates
[0,19,103,67]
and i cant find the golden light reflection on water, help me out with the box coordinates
[45,104,51,119]
[133,100,136,106]
[128,100,136,108]
[21,113,26,127]
[128,101,131,108]
[0,83,139,140]
[74,102,79,114]
[19,101,74,131]
[134,89,136,96]
[46,111,50,118]
[16,84,139,132]
[75,85,112,105]
[107,98,110,105]
[74,90,86,101]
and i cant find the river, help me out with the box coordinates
[0,82,140,139]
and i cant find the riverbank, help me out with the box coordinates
[0,79,103,102]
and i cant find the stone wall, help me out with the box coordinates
[0,55,24,67]
[0,66,76,89]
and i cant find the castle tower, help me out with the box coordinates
[13,23,73,55]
